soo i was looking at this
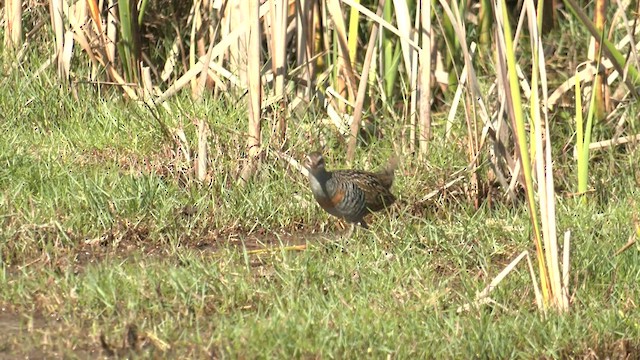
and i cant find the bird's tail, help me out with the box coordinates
[384,155,399,174]
[377,154,399,187]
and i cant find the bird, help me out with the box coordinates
[303,151,398,232]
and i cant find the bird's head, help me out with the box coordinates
[303,151,326,174]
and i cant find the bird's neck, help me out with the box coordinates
[308,168,332,196]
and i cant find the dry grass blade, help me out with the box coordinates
[525,248,544,311]
[49,0,65,77]
[409,7,419,154]
[457,251,528,313]
[346,0,384,162]
[446,43,476,139]
[591,0,607,121]
[342,0,420,50]
[145,331,171,352]
[392,0,415,73]
[61,31,74,81]
[86,0,103,35]
[225,0,252,82]
[188,0,202,94]
[613,0,640,70]
[84,0,112,70]
[141,66,153,99]
[106,0,117,65]
[548,62,599,109]
[196,119,208,182]
[247,245,307,254]
[614,233,637,256]
[325,95,352,136]
[421,175,465,202]
[195,37,215,101]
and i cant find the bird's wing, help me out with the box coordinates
[334,170,394,212]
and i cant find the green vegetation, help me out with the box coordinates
[1,51,639,358]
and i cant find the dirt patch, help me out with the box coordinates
[0,308,169,359]
[4,219,336,278]
[79,221,329,254]
[557,338,640,360]
[0,308,101,359]
[0,310,40,359]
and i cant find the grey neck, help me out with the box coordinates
[308,168,332,196]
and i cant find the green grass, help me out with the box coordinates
[1,59,640,359]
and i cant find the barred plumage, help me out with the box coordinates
[303,151,397,229]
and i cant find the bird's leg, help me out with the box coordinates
[345,223,356,238]
[344,220,368,238]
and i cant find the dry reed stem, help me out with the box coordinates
[5,0,23,48]
[270,0,289,140]
[238,0,263,185]
[50,0,65,77]
[106,0,117,64]
[326,0,357,101]
[573,133,640,156]
[419,10,432,158]
[346,0,384,162]
[526,0,567,311]
[273,150,308,177]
